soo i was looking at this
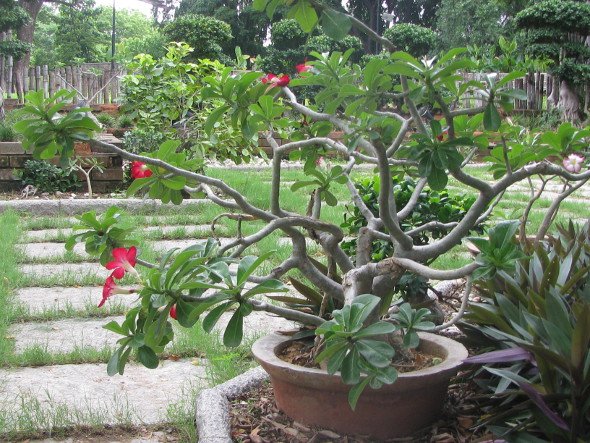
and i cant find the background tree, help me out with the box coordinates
[383,23,436,57]
[516,0,590,122]
[163,13,232,61]
[382,0,440,27]
[435,0,505,48]
[175,0,269,57]
[257,18,362,74]
[0,0,29,116]
[54,0,104,64]
[13,0,80,100]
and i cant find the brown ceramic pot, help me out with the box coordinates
[252,332,467,440]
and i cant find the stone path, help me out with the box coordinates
[1,215,297,441]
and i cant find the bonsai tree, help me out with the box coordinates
[516,0,590,122]
[13,0,590,437]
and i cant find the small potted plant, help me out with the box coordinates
[14,2,590,439]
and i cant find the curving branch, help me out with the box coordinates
[432,277,473,332]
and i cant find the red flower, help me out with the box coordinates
[170,304,177,320]
[261,73,290,87]
[99,274,134,307]
[295,63,311,73]
[105,246,138,279]
[131,161,152,179]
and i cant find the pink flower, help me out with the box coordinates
[261,73,290,87]
[316,156,326,169]
[295,63,312,73]
[131,161,152,179]
[170,304,177,320]
[105,246,138,279]
[563,154,585,173]
[99,275,135,307]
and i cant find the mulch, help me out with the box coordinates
[229,373,495,443]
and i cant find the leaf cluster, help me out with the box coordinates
[463,221,590,441]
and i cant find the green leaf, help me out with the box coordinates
[341,348,361,385]
[287,0,318,33]
[483,103,501,131]
[348,377,371,411]
[107,348,122,376]
[354,322,396,338]
[320,9,351,40]
[427,167,448,191]
[356,339,394,367]
[202,301,234,333]
[223,309,244,347]
[137,346,159,369]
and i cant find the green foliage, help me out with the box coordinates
[65,207,135,266]
[122,128,167,154]
[516,0,590,84]
[463,221,590,441]
[96,113,116,127]
[17,159,80,193]
[0,120,16,142]
[468,220,528,280]
[103,243,287,373]
[467,36,551,74]
[341,175,482,259]
[0,0,30,60]
[257,19,363,74]
[13,90,100,164]
[177,0,271,57]
[271,19,307,50]
[122,43,259,163]
[54,0,105,65]
[116,114,134,129]
[391,303,435,348]
[290,156,347,207]
[435,0,505,49]
[125,140,199,205]
[163,14,233,62]
[315,294,398,410]
[383,24,436,58]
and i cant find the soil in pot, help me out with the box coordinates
[252,332,468,440]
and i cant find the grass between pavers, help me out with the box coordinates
[0,324,255,440]
[0,211,22,364]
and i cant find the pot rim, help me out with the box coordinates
[252,331,468,381]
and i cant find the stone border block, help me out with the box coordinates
[195,366,268,443]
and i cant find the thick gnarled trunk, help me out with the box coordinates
[14,0,43,102]
[559,80,581,124]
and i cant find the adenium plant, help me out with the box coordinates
[14,0,590,409]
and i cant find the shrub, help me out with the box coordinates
[116,114,134,129]
[383,24,436,58]
[122,128,167,154]
[96,113,116,127]
[0,121,16,142]
[341,175,483,260]
[18,159,80,193]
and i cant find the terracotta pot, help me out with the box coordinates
[252,332,467,440]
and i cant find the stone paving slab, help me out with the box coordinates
[9,316,126,353]
[0,360,207,426]
[0,198,209,215]
[9,312,296,354]
[15,286,135,314]
[26,225,212,242]
[19,238,236,261]
[21,262,109,279]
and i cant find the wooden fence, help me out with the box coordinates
[462,72,555,112]
[0,60,124,105]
